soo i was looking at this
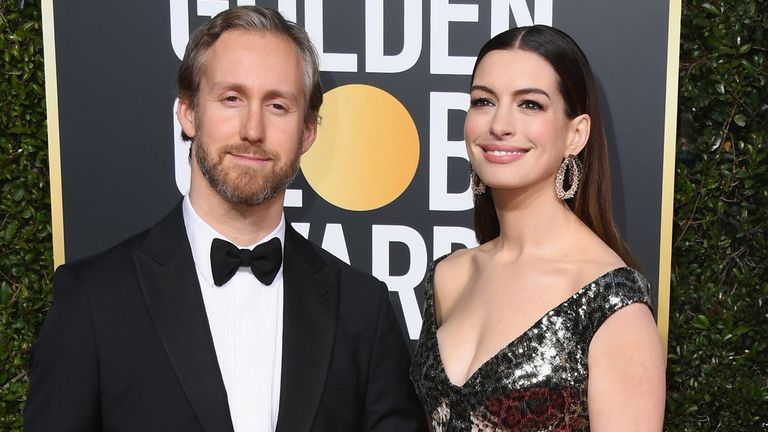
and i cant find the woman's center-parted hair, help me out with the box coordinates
[176,5,323,142]
[471,26,591,121]
[470,25,637,269]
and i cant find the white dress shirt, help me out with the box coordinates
[183,196,284,431]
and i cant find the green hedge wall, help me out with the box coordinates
[666,0,767,430]
[0,0,765,430]
[0,1,51,430]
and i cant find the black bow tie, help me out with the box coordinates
[210,237,283,286]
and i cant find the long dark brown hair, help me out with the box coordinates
[470,25,636,267]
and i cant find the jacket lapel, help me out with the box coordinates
[133,204,234,432]
[276,226,339,432]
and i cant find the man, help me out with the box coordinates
[25,6,426,431]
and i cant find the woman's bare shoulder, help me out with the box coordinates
[436,246,474,272]
[568,227,628,289]
[433,246,478,323]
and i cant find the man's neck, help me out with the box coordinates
[188,185,285,248]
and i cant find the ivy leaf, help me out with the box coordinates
[732,325,750,336]
[692,315,711,329]
[701,3,720,14]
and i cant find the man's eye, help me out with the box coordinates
[271,103,286,111]
[224,95,240,103]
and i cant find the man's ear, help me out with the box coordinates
[177,98,197,140]
[300,119,318,155]
[566,114,590,156]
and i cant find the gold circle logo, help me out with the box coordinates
[301,84,420,211]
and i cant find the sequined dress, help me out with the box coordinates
[410,257,651,431]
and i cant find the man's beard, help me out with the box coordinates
[194,136,302,206]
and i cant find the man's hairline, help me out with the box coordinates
[180,28,316,125]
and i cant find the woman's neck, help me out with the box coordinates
[489,185,580,259]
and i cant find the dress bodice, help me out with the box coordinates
[409,256,652,431]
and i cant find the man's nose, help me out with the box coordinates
[241,105,265,143]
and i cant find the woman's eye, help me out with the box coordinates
[470,98,494,108]
[519,100,543,111]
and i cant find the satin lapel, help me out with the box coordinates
[276,227,339,432]
[133,204,234,432]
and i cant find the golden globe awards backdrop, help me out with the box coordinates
[42,0,680,347]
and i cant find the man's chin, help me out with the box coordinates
[218,191,271,207]
[206,162,297,206]
[214,177,285,207]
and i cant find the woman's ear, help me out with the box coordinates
[566,113,590,156]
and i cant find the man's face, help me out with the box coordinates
[178,30,316,206]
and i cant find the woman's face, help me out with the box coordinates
[465,48,588,196]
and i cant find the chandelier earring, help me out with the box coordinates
[471,167,486,195]
[555,154,582,200]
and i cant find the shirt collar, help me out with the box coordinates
[182,195,286,287]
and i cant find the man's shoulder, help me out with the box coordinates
[296,234,381,282]
[59,203,184,280]
[287,230,387,301]
[57,227,152,281]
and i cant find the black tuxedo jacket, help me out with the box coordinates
[25,204,427,431]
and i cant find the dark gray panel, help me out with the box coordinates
[53,0,672,328]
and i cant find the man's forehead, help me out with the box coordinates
[199,30,304,87]
[208,29,298,59]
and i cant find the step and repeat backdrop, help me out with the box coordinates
[44,0,679,344]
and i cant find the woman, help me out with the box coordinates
[410,26,665,431]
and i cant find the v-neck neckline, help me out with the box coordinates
[427,257,631,390]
